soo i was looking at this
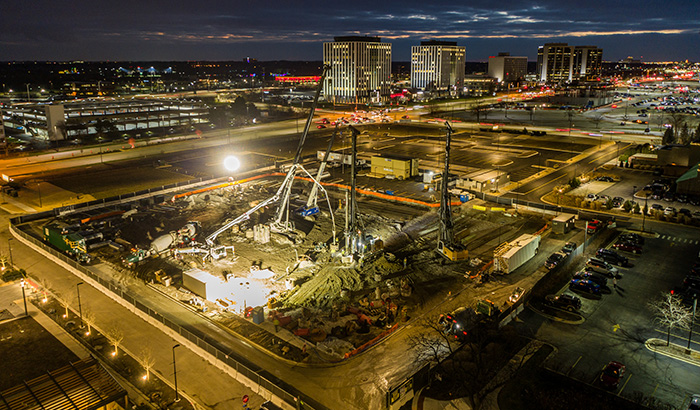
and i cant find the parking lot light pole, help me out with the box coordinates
[642,195,648,232]
[20,279,28,316]
[7,238,13,267]
[76,282,84,327]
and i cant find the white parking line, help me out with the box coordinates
[618,373,632,396]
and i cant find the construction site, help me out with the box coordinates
[12,69,552,363]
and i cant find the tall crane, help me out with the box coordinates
[437,122,468,261]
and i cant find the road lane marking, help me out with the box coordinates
[523,173,568,195]
[567,356,582,375]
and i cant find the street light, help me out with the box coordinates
[20,279,28,316]
[172,344,181,402]
[7,238,13,268]
[76,282,84,327]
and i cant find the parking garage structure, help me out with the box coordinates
[1,98,210,142]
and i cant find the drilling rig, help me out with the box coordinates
[437,122,468,261]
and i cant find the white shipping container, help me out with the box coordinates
[493,234,540,274]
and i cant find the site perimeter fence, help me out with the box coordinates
[8,224,327,410]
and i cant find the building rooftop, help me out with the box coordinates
[419,40,458,46]
[333,36,381,43]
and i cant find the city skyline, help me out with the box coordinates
[2,0,699,62]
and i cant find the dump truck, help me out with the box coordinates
[43,224,91,264]
[493,233,540,274]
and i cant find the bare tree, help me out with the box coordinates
[138,347,156,380]
[57,289,75,318]
[408,316,536,410]
[38,277,52,303]
[648,292,691,346]
[83,308,96,336]
[666,111,685,141]
[105,325,124,357]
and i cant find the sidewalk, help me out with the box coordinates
[1,223,268,410]
[0,283,159,409]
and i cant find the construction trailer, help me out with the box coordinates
[370,156,418,180]
[492,233,540,274]
[552,213,576,234]
[455,169,509,193]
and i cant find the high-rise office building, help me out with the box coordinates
[537,43,574,83]
[573,46,603,80]
[487,52,528,85]
[537,43,603,83]
[410,40,465,92]
[323,36,392,104]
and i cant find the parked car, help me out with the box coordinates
[570,279,601,295]
[683,276,700,290]
[686,394,700,410]
[596,176,614,182]
[596,248,629,266]
[545,252,567,270]
[619,233,645,245]
[587,219,604,234]
[585,258,619,277]
[573,271,608,288]
[544,294,582,311]
[651,203,664,211]
[664,206,677,216]
[599,361,626,389]
[561,242,577,255]
[612,242,642,254]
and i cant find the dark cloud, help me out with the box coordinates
[0,0,698,61]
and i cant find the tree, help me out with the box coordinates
[408,317,537,410]
[648,292,691,346]
[83,309,96,336]
[138,346,156,380]
[94,119,117,141]
[679,122,691,145]
[57,289,75,318]
[38,277,52,303]
[667,112,685,140]
[694,123,700,143]
[662,127,674,145]
[105,325,124,357]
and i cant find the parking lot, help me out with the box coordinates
[518,221,700,409]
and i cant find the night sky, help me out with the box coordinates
[2,0,698,62]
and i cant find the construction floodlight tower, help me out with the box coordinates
[437,122,468,261]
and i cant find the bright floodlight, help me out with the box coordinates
[223,156,240,172]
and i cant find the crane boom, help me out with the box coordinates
[272,64,330,231]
